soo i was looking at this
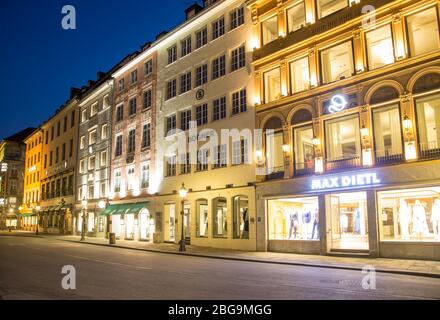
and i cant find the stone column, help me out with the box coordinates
[318,194,328,255]
[367,189,379,258]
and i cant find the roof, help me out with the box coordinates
[3,127,37,143]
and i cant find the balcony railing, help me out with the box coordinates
[375,149,404,165]
[419,141,440,159]
[325,156,361,171]
[266,166,285,179]
[294,162,314,176]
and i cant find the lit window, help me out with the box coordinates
[325,114,361,163]
[213,197,227,238]
[196,199,209,237]
[101,124,108,140]
[90,102,98,117]
[196,27,208,49]
[264,68,281,103]
[416,93,440,158]
[233,196,249,239]
[231,45,246,71]
[262,15,278,46]
[407,7,440,57]
[212,17,225,39]
[181,36,192,57]
[290,57,310,93]
[230,7,244,30]
[320,40,354,84]
[293,125,314,173]
[317,0,348,19]
[89,130,97,145]
[265,130,284,174]
[287,2,306,33]
[366,25,395,70]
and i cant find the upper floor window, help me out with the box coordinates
[115,135,123,157]
[196,27,208,49]
[290,56,310,93]
[166,114,177,135]
[71,110,75,128]
[116,104,124,122]
[213,145,228,168]
[212,55,226,80]
[320,40,354,84]
[180,71,192,94]
[366,24,395,70]
[232,89,247,115]
[195,64,208,87]
[231,45,246,72]
[166,79,177,100]
[144,60,153,76]
[180,109,192,131]
[142,123,151,149]
[91,102,98,117]
[128,129,136,154]
[81,109,87,123]
[127,168,135,191]
[80,136,85,150]
[264,68,281,103]
[317,0,348,19]
[89,129,97,145]
[197,149,209,171]
[407,7,440,57]
[262,15,278,46]
[168,45,177,64]
[287,2,306,33]
[230,7,244,30]
[416,93,440,158]
[103,94,110,109]
[118,79,125,92]
[143,90,152,109]
[101,124,108,140]
[129,98,137,116]
[166,156,177,177]
[181,36,192,57]
[212,17,225,39]
[141,164,150,189]
[114,171,121,192]
[130,70,138,85]
[196,104,208,126]
[213,97,227,121]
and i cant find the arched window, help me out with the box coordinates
[264,117,284,176]
[196,199,208,238]
[413,73,440,94]
[212,197,227,238]
[369,86,399,105]
[233,196,249,239]
[291,109,312,125]
[291,109,314,175]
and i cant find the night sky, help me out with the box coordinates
[0,0,197,139]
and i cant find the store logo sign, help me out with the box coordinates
[328,94,348,114]
[311,172,381,191]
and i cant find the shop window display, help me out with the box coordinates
[268,197,319,240]
[378,186,440,242]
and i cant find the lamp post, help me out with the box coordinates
[35,204,41,235]
[179,183,188,252]
[81,197,87,241]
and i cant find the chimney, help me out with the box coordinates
[155,31,168,40]
[70,87,81,99]
[141,41,152,51]
[87,80,95,88]
[203,0,218,8]
[96,71,105,81]
[185,3,203,20]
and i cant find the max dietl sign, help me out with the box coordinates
[311,172,382,191]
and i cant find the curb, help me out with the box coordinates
[60,239,440,280]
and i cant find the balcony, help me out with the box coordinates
[266,166,284,180]
[325,156,361,172]
[294,162,315,177]
[419,141,440,160]
[375,149,404,165]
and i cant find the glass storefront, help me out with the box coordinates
[378,186,440,242]
[139,209,152,241]
[268,197,319,240]
[112,214,121,238]
[125,214,135,240]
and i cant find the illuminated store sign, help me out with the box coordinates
[311,172,381,191]
[328,95,348,113]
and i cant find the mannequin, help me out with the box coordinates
[311,208,319,240]
[398,199,411,240]
[354,208,361,235]
[241,209,249,239]
[431,199,440,241]
[301,210,311,239]
[340,214,348,234]
[412,200,427,241]
[288,211,299,239]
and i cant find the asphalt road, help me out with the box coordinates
[0,235,439,300]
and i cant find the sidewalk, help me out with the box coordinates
[2,231,440,278]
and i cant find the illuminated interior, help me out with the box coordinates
[407,7,440,57]
[416,93,440,152]
[264,68,281,102]
[290,57,310,93]
[366,24,395,70]
[262,15,278,45]
[325,114,361,161]
[287,2,306,34]
[317,0,348,19]
[320,41,354,83]
[372,104,403,159]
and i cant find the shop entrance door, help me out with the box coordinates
[329,192,369,251]
[167,204,176,242]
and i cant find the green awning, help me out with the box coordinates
[100,204,120,216]
[20,213,36,218]
[125,202,149,215]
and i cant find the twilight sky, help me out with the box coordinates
[0,0,196,139]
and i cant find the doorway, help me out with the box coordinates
[139,209,153,242]
[166,204,176,242]
[329,192,369,251]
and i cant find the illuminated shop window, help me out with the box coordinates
[112,214,121,238]
[407,7,440,57]
[268,197,319,240]
[416,93,440,158]
[366,24,395,70]
[261,15,278,46]
[88,212,95,232]
[233,196,249,239]
[320,41,354,84]
[378,186,440,242]
[290,56,310,94]
[372,104,403,163]
[196,199,209,237]
[264,68,281,103]
[317,0,348,19]
[287,2,306,34]
[213,197,227,238]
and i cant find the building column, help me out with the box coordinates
[256,191,267,252]
[280,59,288,97]
[308,46,318,88]
[318,194,328,255]
[277,0,286,38]
[283,124,292,179]
[250,4,260,50]
[367,190,379,258]
[304,0,316,24]
[392,12,407,60]
[401,93,418,160]
[353,28,366,74]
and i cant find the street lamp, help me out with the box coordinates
[179,183,188,252]
[81,197,87,241]
[35,204,41,235]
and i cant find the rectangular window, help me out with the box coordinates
[197,149,209,171]
[100,182,107,198]
[180,153,191,174]
[408,7,440,57]
[57,121,60,137]
[320,40,354,84]
[196,104,208,126]
[180,109,192,131]
[166,156,176,176]
[130,70,138,84]
[195,64,208,87]
[128,129,136,153]
[325,114,361,164]
[262,15,278,46]
[80,136,85,150]
[416,93,440,158]
[212,55,226,80]
[232,89,247,115]
[91,102,98,117]
[64,116,67,132]
[141,164,150,189]
[114,171,121,192]
[231,45,246,71]
[287,2,306,34]
[101,124,108,140]
[115,135,123,157]
[264,68,281,103]
[129,98,137,116]
[230,7,244,30]
[88,156,95,171]
[127,168,135,191]
[212,16,225,39]
[213,97,227,121]
[181,36,192,57]
[290,56,310,93]
[168,45,177,64]
[144,60,153,76]
[103,94,110,109]
[213,198,228,238]
[213,144,227,168]
[268,197,319,240]
[142,123,151,148]
[232,139,248,165]
[51,126,54,140]
[55,147,59,163]
[89,130,97,145]
[373,104,403,163]
[366,24,395,70]
[81,109,87,123]
[294,125,314,174]
[180,72,192,94]
[196,27,208,49]
[88,185,95,200]
[116,105,124,122]
[71,110,75,128]
[317,0,348,19]
[78,187,83,201]
[378,186,440,242]
[266,130,284,174]
[143,90,152,109]
[69,139,73,157]
[166,79,177,100]
[100,150,107,167]
[166,114,177,134]
[118,79,125,92]
[62,143,66,161]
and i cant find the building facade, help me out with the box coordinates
[249,0,440,260]
[74,74,114,239]
[0,128,35,229]
[21,128,43,231]
[40,93,80,234]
